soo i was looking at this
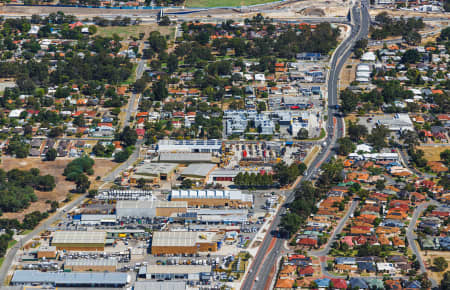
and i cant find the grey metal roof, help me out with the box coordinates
[116,200,186,209]
[11,270,128,286]
[134,281,186,290]
[146,265,211,275]
[65,258,117,267]
[181,163,216,177]
[159,152,212,162]
[135,163,178,176]
[52,231,106,244]
[152,231,197,247]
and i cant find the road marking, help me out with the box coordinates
[248,237,277,290]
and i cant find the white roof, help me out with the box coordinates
[361,51,376,61]
[356,144,373,153]
[170,190,253,202]
[52,231,106,244]
[146,265,211,275]
[8,109,24,118]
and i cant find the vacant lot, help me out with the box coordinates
[186,0,274,7]
[421,249,450,284]
[96,24,174,39]
[417,145,449,162]
[0,157,115,220]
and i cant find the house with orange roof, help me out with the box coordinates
[335,264,357,273]
[386,210,408,220]
[378,234,391,246]
[117,86,127,95]
[278,264,297,278]
[275,277,295,289]
[392,236,405,248]
[410,192,426,204]
[376,226,400,236]
[350,226,373,235]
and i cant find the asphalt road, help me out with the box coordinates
[241,1,371,289]
[0,195,87,283]
[407,200,439,288]
[309,200,359,257]
[123,59,146,129]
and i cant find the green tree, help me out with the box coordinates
[375,179,385,191]
[367,125,390,150]
[75,174,90,193]
[181,179,193,189]
[45,148,57,161]
[167,54,178,74]
[119,126,138,147]
[348,122,368,142]
[337,137,356,156]
[340,89,359,114]
[280,213,301,236]
[401,49,421,64]
[440,149,450,166]
[297,128,309,139]
[433,257,448,272]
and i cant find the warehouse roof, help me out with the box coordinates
[116,200,187,209]
[11,270,128,286]
[157,139,221,152]
[52,231,106,245]
[65,258,118,267]
[171,190,253,203]
[134,281,186,290]
[152,231,197,247]
[135,163,178,176]
[146,265,211,275]
[181,163,216,178]
[159,152,213,163]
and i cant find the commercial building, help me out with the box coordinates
[116,200,187,218]
[10,270,129,287]
[180,163,217,180]
[170,190,253,208]
[51,231,106,251]
[96,189,154,200]
[134,281,186,290]
[157,139,222,153]
[36,246,57,259]
[130,163,178,183]
[151,231,219,255]
[377,113,414,132]
[146,265,211,281]
[159,152,214,163]
[64,258,118,272]
[79,214,117,225]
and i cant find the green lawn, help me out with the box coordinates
[185,0,275,7]
[7,240,17,249]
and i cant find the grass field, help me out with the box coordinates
[0,158,116,221]
[185,0,275,7]
[417,145,449,162]
[96,24,174,40]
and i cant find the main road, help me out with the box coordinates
[241,1,371,289]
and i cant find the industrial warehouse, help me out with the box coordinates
[10,270,129,287]
[151,231,220,255]
[51,231,106,251]
[170,190,253,208]
[64,258,118,272]
[157,139,222,153]
[116,200,187,217]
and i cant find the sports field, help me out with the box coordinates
[185,0,275,7]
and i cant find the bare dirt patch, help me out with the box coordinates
[340,58,359,88]
[417,145,449,162]
[96,24,174,40]
[420,250,450,284]
[0,157,115,220]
